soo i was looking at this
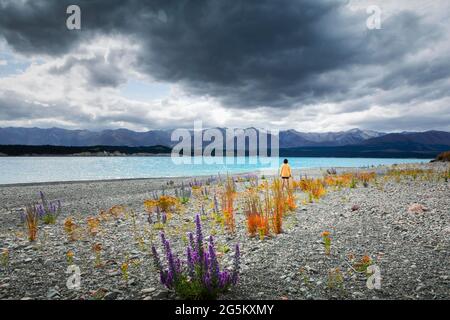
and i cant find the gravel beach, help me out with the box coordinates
[0,163,448,300]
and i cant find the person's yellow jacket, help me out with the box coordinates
[280,163,292,178]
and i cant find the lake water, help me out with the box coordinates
[0,156,430,185]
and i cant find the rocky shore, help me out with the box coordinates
[0,163,448,300]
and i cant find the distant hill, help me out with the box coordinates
[0,127,385,148]
[345,130,450,158]
[279,142,448,159]
[0,127,448,158]
[279,128,385,147]
[0,145,171,156]
[363,130,450,146]
[0,127,173,147]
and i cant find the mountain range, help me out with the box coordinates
[3,126,446,147]
[0,127,448,158]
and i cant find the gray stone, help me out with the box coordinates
[141,287,156,294]
[153,291,169,299]
[104,291,119,300]
[47,288,60,299]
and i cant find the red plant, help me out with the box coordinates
[24,205,39,242]
[271,179,284,234]
[286,185,297,210]
[245,192,270,239]
[221,177,236,233]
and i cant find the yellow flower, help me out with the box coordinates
[361,255,371,264]
[92,243,102,252]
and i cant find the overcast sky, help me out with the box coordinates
[0,0,449,132]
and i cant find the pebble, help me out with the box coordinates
[153,291,169,299]
[141,288,156,294]
[104,291,120,300]
[47,288,60,299]
[0,164,448,300]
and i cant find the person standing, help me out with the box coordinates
[280,158,292,189]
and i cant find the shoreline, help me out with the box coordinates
[0,162,448,300]
[0,162,434,187]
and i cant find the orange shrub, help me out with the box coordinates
[271,179,284,234]
[286,185,297,210]
[144,196,178,213]
[108,205,126,218]
[357,172,376,185]
[24,205,39,242]
[157,195,179,212]
[86,216,100,236]
[221,177,236,233]
[64,217,79,241]
[244,191,270,239]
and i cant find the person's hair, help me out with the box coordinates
[283,159,288,164]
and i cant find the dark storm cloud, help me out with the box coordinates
[0,0,449,112]
[0,91,157,129]
[0,90,93,122]
[48,54,128,87]
[353,113,450,133]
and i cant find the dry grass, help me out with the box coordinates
[64,217,79,241]
[244,190,270,239]
[297,178,327,202]
[24,205,39,242]
[144,196,179,213]
[86,216,100,236]
[222,177,236,233]
[270,179,284,234]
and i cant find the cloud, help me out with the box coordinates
[0,0,449,131]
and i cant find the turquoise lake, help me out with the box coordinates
[0,156,430,185]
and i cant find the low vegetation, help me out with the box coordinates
[6,163,447,300]
[151,215,240,299]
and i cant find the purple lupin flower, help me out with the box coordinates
[35,204,45,218]
[162,212,167,224]
[208,236,220,283]
[152,213,240,298]
[195,214,204,260]
[202,250,210,284]
[191,246,199,265]
[188,232,195,251]
[175,257,182,274]
[160,232,166,245]
[186,246,194,278]
[151,244,168,286]
[163,235,177,282]
[49,199,61,217]
[165,270,174,288]
[219,271,231,289]
[151,245,162,270]
[203,270,212,292]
